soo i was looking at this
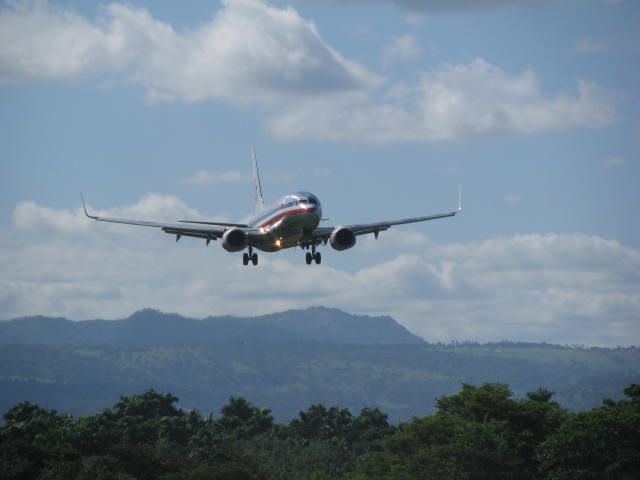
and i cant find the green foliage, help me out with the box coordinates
[537,384,640,479]
[0,384,638,479]
[291,404,354,443]
[218,396,274,437]
[352,383,569,479]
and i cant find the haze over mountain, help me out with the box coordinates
[1,308,637,422]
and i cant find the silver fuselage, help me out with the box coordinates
[249,191,322,252]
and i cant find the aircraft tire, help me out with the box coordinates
[315,252,321,265]
[243,253,249,266]
[305,252,312,265]
[252,253,258,266]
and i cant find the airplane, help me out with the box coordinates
[82,147,461,266]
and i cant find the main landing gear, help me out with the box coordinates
[304,244,321,265]
[242,247,258,266]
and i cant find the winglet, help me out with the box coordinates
[457,186,463,212]
[80,193,97,219]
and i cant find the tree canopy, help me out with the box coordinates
[0,383,638,479]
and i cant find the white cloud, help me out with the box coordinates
[0,0,380,102]
[13,201,92,235]
[383,34,421,66]
[266,59,615,142]
[3,199,639,347]
[504,194,521,204]
[0,1,120,80]
[13,193,219,236]
[184,170,249,186]
[0,2,615,143]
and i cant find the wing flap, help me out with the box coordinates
[178,220,249,228]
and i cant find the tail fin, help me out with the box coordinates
[252,145,265,214]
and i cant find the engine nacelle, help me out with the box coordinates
[222,228,248,252]
[330,226,356,251]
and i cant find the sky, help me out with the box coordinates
[1,0,639,346]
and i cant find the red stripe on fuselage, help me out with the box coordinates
[257,207,317,229]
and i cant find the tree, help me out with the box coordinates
[351,407,395,444]
[526,387,555,403]
[0,402,78,480]
[290,404,353,443]
[538,384,640,478]
[217,396,273,436]
[436,383,516,423]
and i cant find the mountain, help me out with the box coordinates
[0,308,638,422]
[0,307,424,346]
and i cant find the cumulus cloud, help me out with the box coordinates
[0,0,379,102]
[0,2,615,143]
[13,201,92,235]
[3,198,639,346]
[13,193,219,236]
[266,59,615,142]
[383,34,421,66]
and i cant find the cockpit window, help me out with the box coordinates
[282,196,298,207]
[287,192,319,206]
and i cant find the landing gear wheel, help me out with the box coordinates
[242,253,249,266]
[305,252,312,265]
[251,253,258,266]
[314,251,321,265]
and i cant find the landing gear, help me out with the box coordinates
[243,247,258,266]
[304,244,321,265]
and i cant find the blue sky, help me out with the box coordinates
[1,0,638,346]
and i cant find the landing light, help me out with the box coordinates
[275,238,282,248]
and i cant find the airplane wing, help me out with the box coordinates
[80,195,247,243]
[311,190,462,241]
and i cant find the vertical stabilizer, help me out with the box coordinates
[252,145,265,213]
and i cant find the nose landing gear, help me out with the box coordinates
[243,247,258,266]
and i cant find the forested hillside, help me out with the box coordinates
[2,384,638,479]
[1,308,638,422]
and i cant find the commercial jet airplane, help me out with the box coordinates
[82,147,461,266]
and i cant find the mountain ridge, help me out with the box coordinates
[0,307,425,346]
[2,307,637,422]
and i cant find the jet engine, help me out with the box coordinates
[330,226,356,251]
[222,228,248,252]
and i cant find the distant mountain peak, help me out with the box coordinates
[128,308,171,319]
[1,307,424,346]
